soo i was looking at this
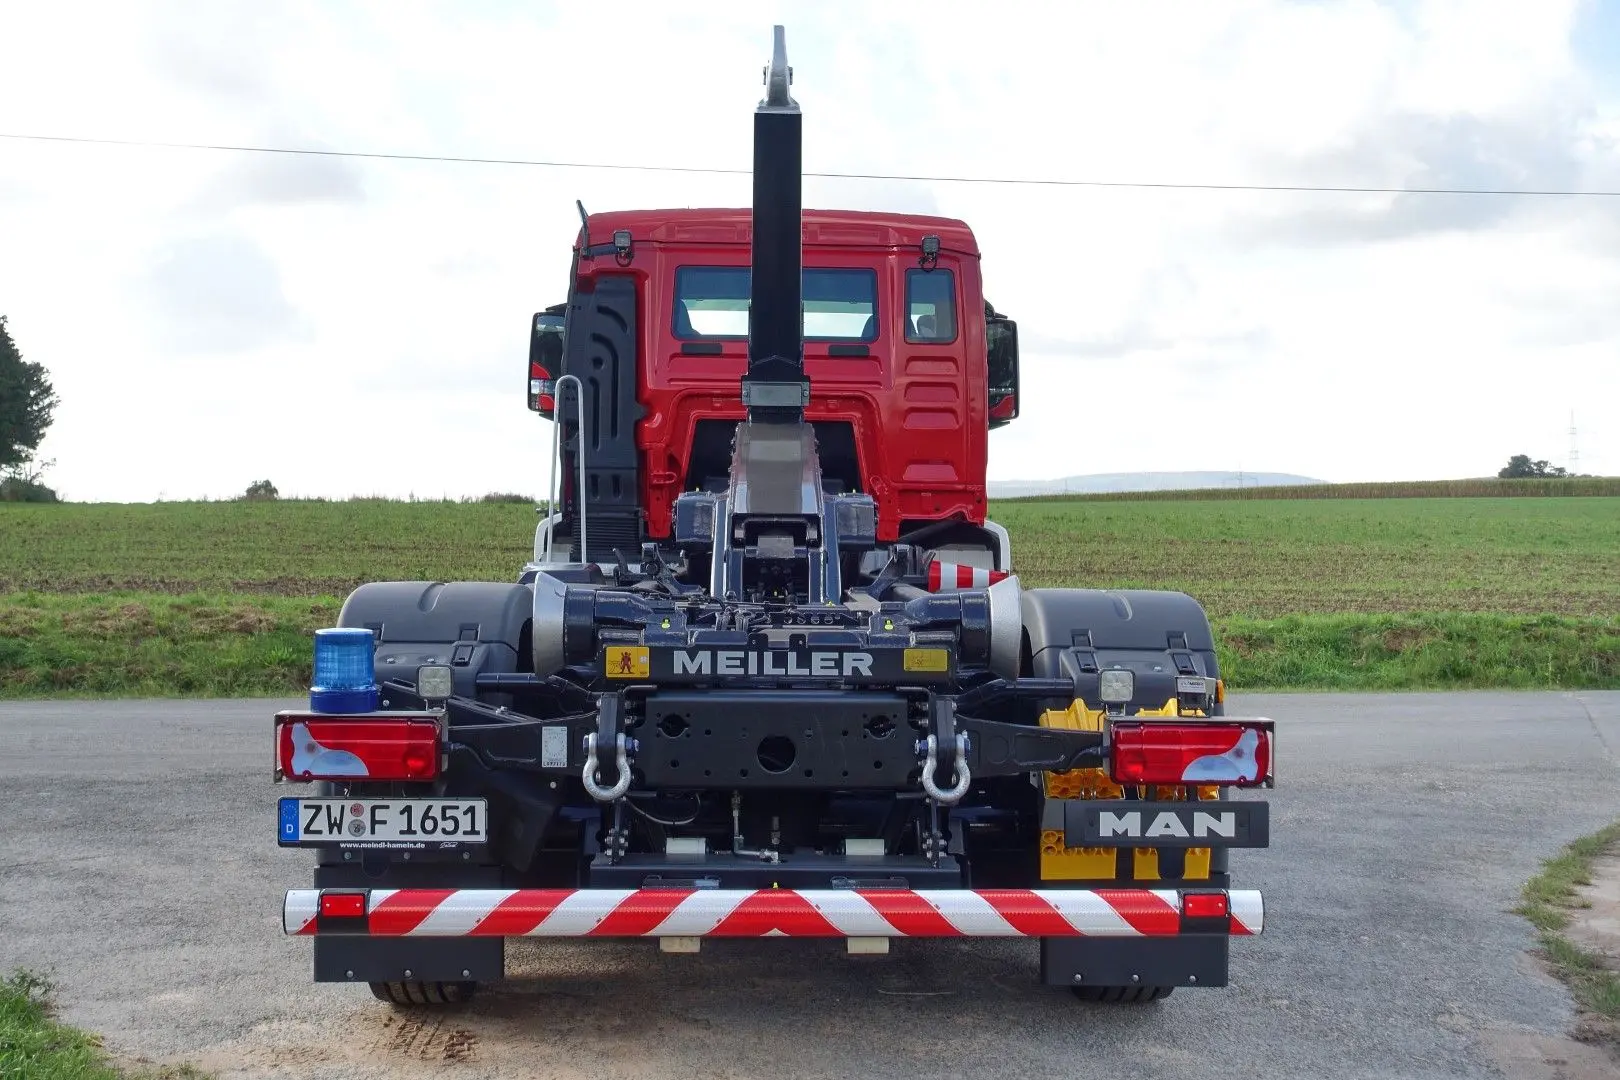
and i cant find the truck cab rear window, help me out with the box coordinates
[674,266,878,342]
[905,268,957,343]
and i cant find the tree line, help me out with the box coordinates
[1497,455,1582,479]
[0,315,58,502]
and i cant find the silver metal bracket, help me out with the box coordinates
[759,25,798,112]
[582,731,631,802]
[920,732,971,805]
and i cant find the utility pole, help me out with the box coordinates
[1569,410,1579,476]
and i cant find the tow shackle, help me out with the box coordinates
[582,731,631,802]
[920,732,971,805]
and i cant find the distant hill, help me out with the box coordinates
[988,471,1326,499]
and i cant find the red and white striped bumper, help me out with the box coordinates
[283,887,1263,939]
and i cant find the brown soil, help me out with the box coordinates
[1482,854,1620,1078]
[1381,627,1437,653]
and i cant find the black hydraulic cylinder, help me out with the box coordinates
[743,25,808,424]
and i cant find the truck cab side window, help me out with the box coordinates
[905,268,957,343]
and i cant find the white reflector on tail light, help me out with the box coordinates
[1109,721,1273,788]
[275,715,441,782]
[927,560,1009,592]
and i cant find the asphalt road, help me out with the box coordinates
[3,691,1619,1080]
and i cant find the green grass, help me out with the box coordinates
[1215,612,1619,690]
[1514,823,1620,1038]
[0,969,206,1079]
[0,499,540,596]
[5,496,1617,619]
[1518,823,1620,933]
[0,593,334,697]
[0,495,1616,696]
[990,496,1620,618]
[0,597,1611,698]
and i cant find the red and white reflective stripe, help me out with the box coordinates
[1228,890,1263,935]
[926,561,1009,592]
[284,888,1263,938]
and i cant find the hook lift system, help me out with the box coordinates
[272,26,1275,1009]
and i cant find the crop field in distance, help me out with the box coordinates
[1045,476,1620,502]
[0,485,1616,696]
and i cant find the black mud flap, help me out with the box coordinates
[309,865,504,985]
[315,936,504,986]
[1039,936,1230,989]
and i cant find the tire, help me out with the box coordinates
[369,980,479,1007]
[1070,984,1174,1003]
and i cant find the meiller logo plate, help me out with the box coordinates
[602,646,955,684]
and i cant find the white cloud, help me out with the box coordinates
[0,0,1615,506]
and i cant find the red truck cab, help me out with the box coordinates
[528,208,1020,561]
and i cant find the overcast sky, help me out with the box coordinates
[2,0,1617,502]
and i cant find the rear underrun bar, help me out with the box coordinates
[285,887,1264,939]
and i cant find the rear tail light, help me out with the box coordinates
[275,715,441,782]
[1109,721,1273,787]
[1182,892,1229,919]
[530,362,556,412]
[319,892,367,918]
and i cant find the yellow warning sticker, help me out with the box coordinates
[604,646,650,679]
[903,648,949,673]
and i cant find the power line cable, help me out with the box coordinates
[2,130,1617,197]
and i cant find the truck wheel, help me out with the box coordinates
[369,980,479,1007]
[1070,985,1174,1003]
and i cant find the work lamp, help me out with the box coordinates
[1099,668,1135,705]
[416,663,454,704]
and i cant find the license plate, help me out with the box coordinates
[278,797,488,848]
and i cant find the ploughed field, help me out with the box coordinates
[0,494,1616,696]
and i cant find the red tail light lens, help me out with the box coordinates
[989,393,1017,420]
[1109,721,1273,788]
[530,362,556,413]
[319,892,367,918]
[1182,892,1229,919]
[276,716,441,782]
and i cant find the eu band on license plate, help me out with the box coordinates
[278,797,488,848]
